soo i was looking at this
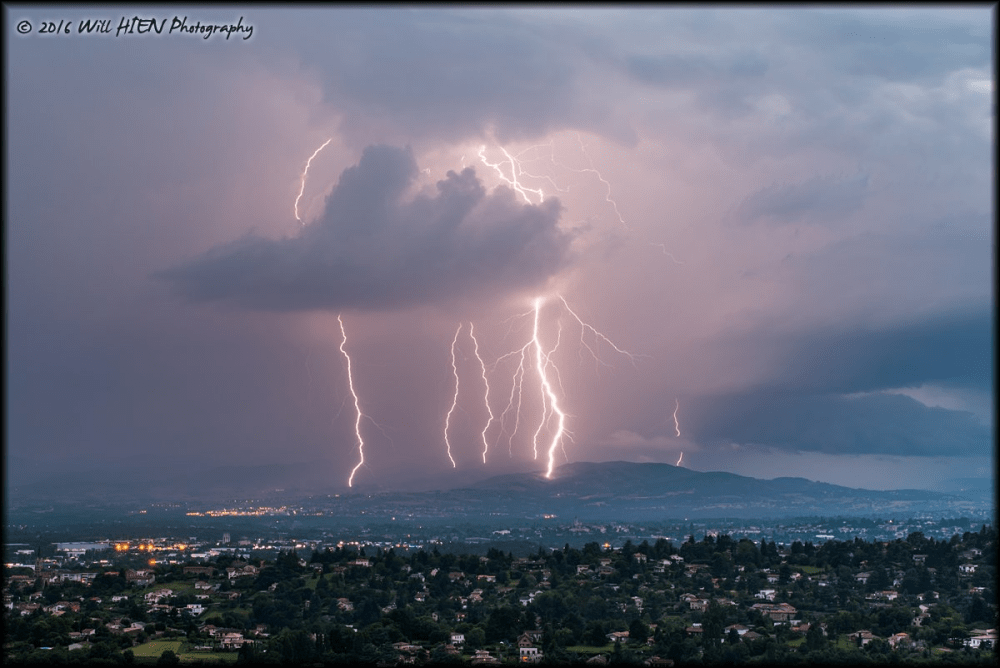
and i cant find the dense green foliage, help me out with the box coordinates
[4,526,995,665]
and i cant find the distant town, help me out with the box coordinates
[4,507,995,665]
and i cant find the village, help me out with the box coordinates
[3,522,995,664]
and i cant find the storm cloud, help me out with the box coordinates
[160,145,572,312]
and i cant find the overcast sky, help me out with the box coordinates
[6,6,994,495]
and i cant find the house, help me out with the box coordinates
[751,603,797,623]
[125,570,155,587]
[854,630,877,647]
[219,632,245,649]
[964,631,997,649]
[144,589,173,604]
[471,649,500,665]
[755,589,777,601]
[888,633,912,649]
[520,647,543,664]
[959,564,978,574]
[450,633,465,646]
[226,564,258,579]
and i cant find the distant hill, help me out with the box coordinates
[308,461,984,521]
[8,460,987,520]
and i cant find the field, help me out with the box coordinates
[129,640,237,664]
[131,640,184,658]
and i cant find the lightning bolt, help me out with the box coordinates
[443,324,462,468]
[294,138,333,223]
[572,133,629,231]
[338,314,366,488]
[673,398,681,438]
[495,340,529,457]
[477,145,545,205]
[469,323,495,464]
[650,242,686,265]
[530,297,568,479]
[488,294,637,474]
[558,295,639,369]
[676,451,684,467]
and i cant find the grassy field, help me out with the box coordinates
[795,565,826,575]
[178,650,238,664]
[130,640,238,664]
[131,640,184,657]
[566,644,615,654]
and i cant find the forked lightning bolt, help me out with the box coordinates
[558,295,640,369]
[573,133,629,231]
[486,295,638,476]
[339,315,367,488]
[294,138,333,223]
[477,145,545,205]
[531,298,568,478]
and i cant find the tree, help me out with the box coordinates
[629,618,650,645]
[156,649,180,666]
[466,627,486,650]
[805,624,826,651]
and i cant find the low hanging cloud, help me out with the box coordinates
[691,391,990,458]
[159,145,572,312]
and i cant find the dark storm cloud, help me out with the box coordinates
[754,308,992,396]
[692,391,989,457]
[737,172,870,224]
[789,11,992,83]
[271,9,617,144]
[686,308,993,457]
[626,50,769,88]
[159,145,572,312]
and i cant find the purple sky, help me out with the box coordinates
[6,7,994,494]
